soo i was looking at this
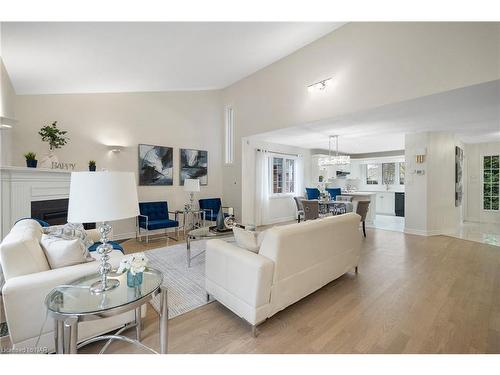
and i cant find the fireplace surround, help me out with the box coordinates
[1,167,72,239]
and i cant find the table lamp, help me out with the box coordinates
[68,171,139,293]
[184,178,200,209]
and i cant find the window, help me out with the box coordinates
[483,155,499,210]
[224,106,234,164]
[272,157,295,194]
[366,164,379,185]
[399,162,406,185]
[272,157,283,194]
[382,163,396,185]
[285,159,295,193]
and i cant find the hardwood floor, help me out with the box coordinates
[80,228,500,354]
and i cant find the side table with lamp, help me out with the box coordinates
[184,178,200,209]
[45,171,169,354]
[180,178,205,233]
[67,171,138,294]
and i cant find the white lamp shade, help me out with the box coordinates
[68,171,139,223]
[184,178,200,192]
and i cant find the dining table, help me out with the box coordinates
[318,200,354,216]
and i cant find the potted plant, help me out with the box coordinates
[24,152,38,168]
[88,160,96,171]
[38,121,69,168]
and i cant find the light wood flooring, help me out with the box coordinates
[77,227,500,354]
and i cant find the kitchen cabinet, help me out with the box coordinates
[376,192,395,215]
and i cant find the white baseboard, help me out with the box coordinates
[404,228,429,236]
[112,232,136,241]
[404,227,458,237]
[263,215,296,226]
[112,228,181,241]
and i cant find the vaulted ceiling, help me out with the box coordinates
[1,22,344,94]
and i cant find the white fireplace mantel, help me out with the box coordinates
[1,166,71,239]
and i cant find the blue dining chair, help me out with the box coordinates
[305,188,320,200]
[326,188,342,200]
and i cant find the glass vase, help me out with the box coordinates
[127,271,143,287]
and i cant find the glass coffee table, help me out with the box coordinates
[186,226,234,267]
[45,268,167,354]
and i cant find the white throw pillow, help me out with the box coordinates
[40,234,94,269]
[233,227,267,253]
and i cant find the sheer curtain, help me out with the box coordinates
[255,150,270,226]
[295,156,304,197]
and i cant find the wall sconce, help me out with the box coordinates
[0,117,16,129]
[108,145,123,153]
[308,77,333,92]
[415,148,426,163]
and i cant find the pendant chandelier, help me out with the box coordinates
[319,135,350,166]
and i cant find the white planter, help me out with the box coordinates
[39,149,59,169]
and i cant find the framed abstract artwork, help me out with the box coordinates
[180,148,208,186]
[138,144,173,186]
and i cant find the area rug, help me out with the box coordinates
[145,240,209,318]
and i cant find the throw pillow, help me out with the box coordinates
[40,234,94,269]
[233,227,266,253]
[43,223,94,248]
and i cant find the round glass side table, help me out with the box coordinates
[45,268,167,354]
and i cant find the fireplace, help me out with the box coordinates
[31,198,68,226]
[31,199,95,229]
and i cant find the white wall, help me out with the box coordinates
[0,58,16,167]
[0,59,15,120]
[465,142,500,224]
[241,138,311,225]
[221,22,500,221]
[12,90,223,239]
[404,132,462,236]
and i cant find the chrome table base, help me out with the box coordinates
[52,287,168,354]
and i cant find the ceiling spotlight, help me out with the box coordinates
[0,124,12,129]
[308,77,333,92]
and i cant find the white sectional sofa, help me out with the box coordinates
[0,219,137,353]
[205,212,362,334]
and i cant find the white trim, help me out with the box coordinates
[262,215,296,226]
[114,227,180,241]
[404,227,459,237]
[269,193,295,199]
[112,231,137,241]
[224,105,234,165]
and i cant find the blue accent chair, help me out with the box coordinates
[88,241,124,254]
[326,188,342,201]
[199,198,229,222]
[305,188,320,200]
[137,201,179,243]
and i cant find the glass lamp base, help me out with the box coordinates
[90,278,120,294]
